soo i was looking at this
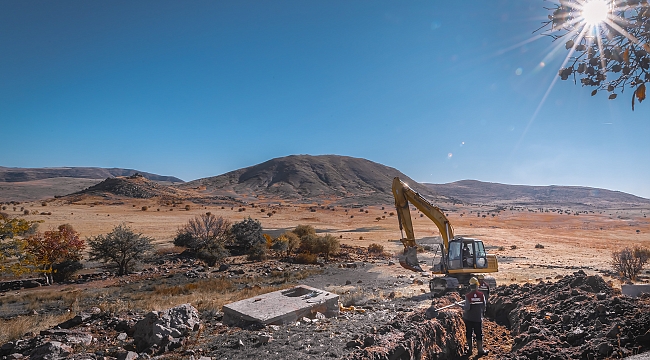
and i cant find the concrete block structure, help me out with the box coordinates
[223,285,339,327]
[622,284,650,298]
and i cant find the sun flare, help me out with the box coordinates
[581,0,610,26]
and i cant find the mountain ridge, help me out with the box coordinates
[179,154,445,205]
[424,179,650,209]
[0,166,184,183]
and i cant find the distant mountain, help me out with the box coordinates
[424,180,650,209]
[180,155,445,205]
[0,166,184,183]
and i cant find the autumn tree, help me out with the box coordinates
[88,224,153,276]
[0,214,39,276]
[25,224,85,284]
[174,213,231,266]
[545,1,650,109]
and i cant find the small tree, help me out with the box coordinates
[25,224,85,284]
[612,246,650,281]
[174,213,231,266]
[231,217,266,260]
[88,224,153,276]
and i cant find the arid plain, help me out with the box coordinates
[8,196,650,286]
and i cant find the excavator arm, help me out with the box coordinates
[392,177,454,271]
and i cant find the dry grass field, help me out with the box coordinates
[4,198,649,287]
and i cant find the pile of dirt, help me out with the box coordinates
[489,270,650,359]
[343,309,465,360]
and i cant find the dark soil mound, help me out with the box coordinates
[489,270,650,359]
[343,309,465,360]
[68,174,194,200]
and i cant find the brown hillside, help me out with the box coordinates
[180,155,447,205]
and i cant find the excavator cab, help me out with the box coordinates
[448,238,488,270]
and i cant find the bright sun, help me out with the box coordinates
[581,0,610,26]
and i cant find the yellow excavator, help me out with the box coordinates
[392,177,498,296]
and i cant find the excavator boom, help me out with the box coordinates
[392,177,454,271]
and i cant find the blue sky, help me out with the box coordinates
[2,1,649,198]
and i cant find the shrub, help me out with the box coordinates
[88,224,153,276]
[299,233,319,254]
[535,244,545,249]
[317,235,340,260]
[185,205,191,211]
[174,213,231,266]
[271,235,288,253]
[51,260,83,283]
[611,246,650,281]
[368,243,384,254]
[283,231,300,256]
[510,245,517,250]
[292,225,316,239]
[231,217,266,260]
[247,242,267,261]
[141,206,148,211]
[23,209,29,215]
[295,252,318,264]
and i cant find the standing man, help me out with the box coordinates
[477,274,490,304]
[463,277,488,356]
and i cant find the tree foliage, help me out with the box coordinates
[88,224,153,276]
[611,246,650,280]
[0,215,40,276]
[25,224,85,284]
[545,1,650,109]
[231,217,266,260]
[174,213,231,266]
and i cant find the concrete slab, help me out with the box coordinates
[621,284,650,298]
[222,285,339,327]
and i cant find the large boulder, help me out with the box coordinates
[133,303,201,352]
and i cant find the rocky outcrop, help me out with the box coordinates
[133,303,201,352]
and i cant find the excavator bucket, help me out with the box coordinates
[399,246,423,272]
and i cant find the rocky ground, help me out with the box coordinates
[1,248,650,360]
